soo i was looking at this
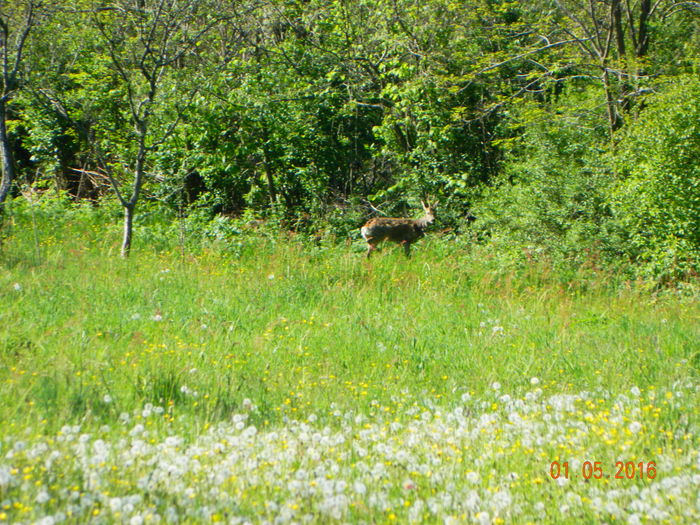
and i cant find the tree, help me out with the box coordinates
[90,0,221,256]
[550,0,699,137]
[0,0,46,215]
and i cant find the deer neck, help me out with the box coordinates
[415,215,433,229]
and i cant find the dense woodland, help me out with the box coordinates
[0,0,699,279]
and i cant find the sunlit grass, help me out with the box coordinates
[0,203,698,523]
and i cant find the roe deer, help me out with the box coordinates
[360,201,436,258]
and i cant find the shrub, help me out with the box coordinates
[611,75,700,281]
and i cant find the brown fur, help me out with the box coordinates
[360,202,436,258]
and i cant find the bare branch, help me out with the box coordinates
[9,0,35,82]
[92,10,140,122]
[662,1,700,18]
[474,37,590,76]
[587,0,605,55]
[91,148,128,208]
[554,0,601,56]
[364,199,388,216]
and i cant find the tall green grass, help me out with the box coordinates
[1,200,698,433]
[0,199,699,523]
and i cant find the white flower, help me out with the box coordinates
[605,501,621,517]
[464,491,480,511]
[353,481,366,495]
[508,411,522,424]
[36,490,50,504]
[491,382,501,391]
[629,421,643,434]
[267,274,275,280]
[402,478,417,490]
[466,471,480,483]
[475,511,490,525]
[103,394,113,404]
[530,377,540,386]
[628,514,642,525]
[630,386,642,397]
[13,283,21,291]
[0,466,13,487]
[461,392,471,402]
[152,314,163,321]
[492,489,512,510]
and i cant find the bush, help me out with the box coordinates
[475,94,625,273]
[611,75,700,281]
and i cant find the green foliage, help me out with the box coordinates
[1,210,699,523]
[1,0,699,279]
[475,90,626,272]
[2,208,698,432]
[612,75,700,281]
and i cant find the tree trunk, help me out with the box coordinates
[0,99,16,213]
[602,69,622,138]
[121,203,135,257]
[262,143,277,205]
[637,0,652,57]
[260,125,277,205]
[611,0,626,57]
[120,132,146,258]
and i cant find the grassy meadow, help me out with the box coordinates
[1,203,699,524]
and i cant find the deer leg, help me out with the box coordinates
[402,241,411,257]
[366,243,376,259]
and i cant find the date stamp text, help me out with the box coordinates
[549,461,657,481]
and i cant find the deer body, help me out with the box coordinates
[361,202,435,258]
